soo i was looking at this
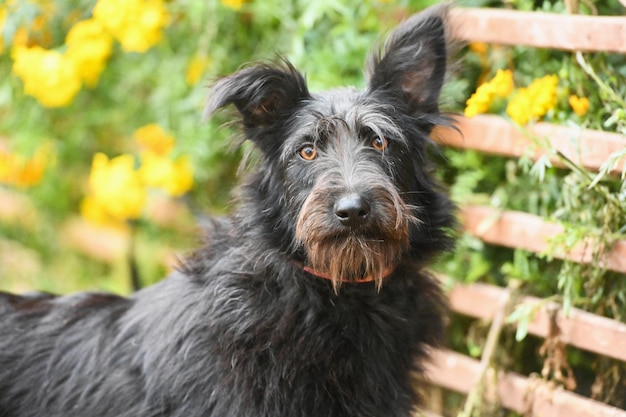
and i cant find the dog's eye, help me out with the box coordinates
[298,145,317,161]
[371,136,389,152]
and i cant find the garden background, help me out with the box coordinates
[0,0,625,415]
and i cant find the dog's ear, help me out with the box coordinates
[205,60,310,133]
[366,4,450,115]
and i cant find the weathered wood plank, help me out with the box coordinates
[434,115,626,174]
[426,349,626,417]
[450,8,626,53]
[444,280,626,363]
[461,205,626,274]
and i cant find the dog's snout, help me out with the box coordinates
[334,194,371,227]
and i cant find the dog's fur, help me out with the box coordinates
[0,5,455,417]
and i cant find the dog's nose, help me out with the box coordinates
[334,194,371,227]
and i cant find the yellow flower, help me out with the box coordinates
[469,42,488,56]
[65,18,113,87]
[0,6,7,54]
[527,75,558,117]
[133,124,175,156]
[505,88,532,125]
[569,95,589,117]
[221,0,246,10]
[0,145,51,188]
[12,27,30,48]
[93,0,169,53]
[0,152,22,186]
[464,69,514,117]
[464,93,490,117]
[506,74,558,125]
[86,153,146,222]
[12,46,82,107]
[80,196,117,226]
[139,152,194,197]
[165,156,194,197]
[186,54,211,86]
[490,69,514,98]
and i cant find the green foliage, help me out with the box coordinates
[1,0,625,413]
[444,0,626,306]
[438,0,626,411]
[0,0,441,292]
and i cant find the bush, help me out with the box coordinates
[0,0,439,292]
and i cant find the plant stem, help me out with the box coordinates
[458,281,521,417]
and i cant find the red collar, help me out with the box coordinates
[296,262,395,284]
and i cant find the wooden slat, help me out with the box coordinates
[450,8,626,53]
[461,205,626,274]
[433,115,626,174]
[427,349,626,417]
[445,281,626,363]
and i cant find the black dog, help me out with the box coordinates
[0,4,456,417]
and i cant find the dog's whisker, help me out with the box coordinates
[399,190,429,195]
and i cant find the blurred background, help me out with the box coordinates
[0,0,450,294]
[1,0,625,413]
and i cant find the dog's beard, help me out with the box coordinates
[302,235,404,291]
[295,186,416,291]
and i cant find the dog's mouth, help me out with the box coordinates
[296,232,404,291]
[293,181,418,290]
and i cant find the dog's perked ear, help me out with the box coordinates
[205,61,311,147]
[366,3,450,115]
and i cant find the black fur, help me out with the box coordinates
[0,5,456,417]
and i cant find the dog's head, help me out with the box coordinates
[206,4,455,290]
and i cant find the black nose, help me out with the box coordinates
[334,194,371,227]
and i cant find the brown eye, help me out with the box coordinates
[371,136,389,152]
[298,145,317,161]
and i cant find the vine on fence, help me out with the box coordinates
[442,0,626,411]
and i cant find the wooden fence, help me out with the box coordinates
[423,7,626,417]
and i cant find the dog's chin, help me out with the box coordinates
[301,232,406,291]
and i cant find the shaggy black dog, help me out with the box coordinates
[0,4,456,417]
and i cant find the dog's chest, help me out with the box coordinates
[186,279,423,417]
